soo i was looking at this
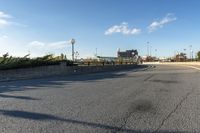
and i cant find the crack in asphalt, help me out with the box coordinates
[152,88,194,133]
[112,74,155,133]
[111,108,135,133]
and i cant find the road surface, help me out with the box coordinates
[0,65,200,133]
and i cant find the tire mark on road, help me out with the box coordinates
[144,74,154,81]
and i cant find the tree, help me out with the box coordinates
[197,51,200,60]
[60,53,64,60]
[0,53,9,64]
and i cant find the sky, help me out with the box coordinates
[0,0,200,59]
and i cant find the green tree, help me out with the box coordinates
[197,51,200,60]
[0,53,9,64]
[60,53,64,60]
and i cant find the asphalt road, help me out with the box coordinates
[0,65,200,133]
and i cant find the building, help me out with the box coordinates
[117,49,138,58]
[96,56,118,62]
[175,53,187,62]
[117,49,139,63]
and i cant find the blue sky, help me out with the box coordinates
[0,0,200,58]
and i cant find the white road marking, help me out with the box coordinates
[185,65,200,71]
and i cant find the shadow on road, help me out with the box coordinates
[0,109,188,133]
[0,94,40,100]
[0,65,149,95]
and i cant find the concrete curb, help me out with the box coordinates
[143,62,200,65]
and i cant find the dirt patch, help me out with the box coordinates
[153,88,170,93]
[132,99,153,112]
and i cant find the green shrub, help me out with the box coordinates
[197,51,200,61]
[0,54,73,70]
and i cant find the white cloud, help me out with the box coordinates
[148,13,177,32]
[11,22,28,28]
[105,22,141,35]
[0,35,8,39]
[26,40,71,57]
[0,11,12,28]
[0,18,10,28]
[28,41,45,48]
[0,11,26,28]
[0,11,12,18]
[49,41,68,49]
[28,40,69,50]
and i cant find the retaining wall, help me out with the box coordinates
[0,64,139,82]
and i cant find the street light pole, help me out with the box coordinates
[155,49,157,57]
[70,39,75,62]
[147,42,149,56]
[95,48,98,57]
[150,46,152,57]
[189,45,192,61]
[192,50,193,61]
[75,51,79,61]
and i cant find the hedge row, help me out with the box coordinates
[0,54,73,70]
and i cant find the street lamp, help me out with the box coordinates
[95,48,98,57]
[155,49,157,57]
[147,42,149,56]
[75,51,79,61]
[70,38,75,62]
[150,46,152,57]
[189,45,192,60]
[191,50,194,61]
